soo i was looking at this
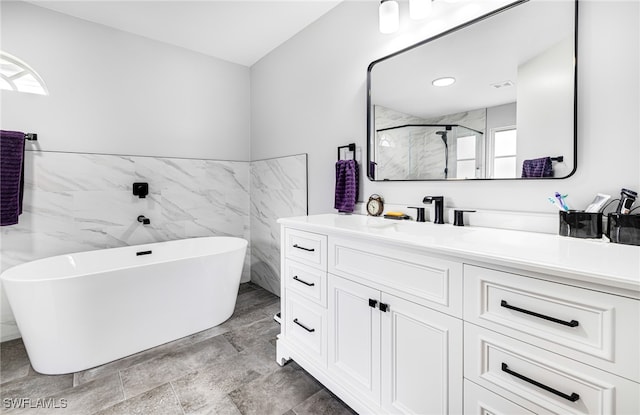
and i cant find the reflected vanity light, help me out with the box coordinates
[432,77,456,87]
[410,0,433,20]
[379,0,400,34]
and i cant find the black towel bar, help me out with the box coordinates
[337,143,356,161]
[550,156,563,162]
[24,133,37,141]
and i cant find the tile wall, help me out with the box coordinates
[0,151,251,341]
[249,154,308,296]
[1,150,309,341]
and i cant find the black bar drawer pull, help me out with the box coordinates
[293,276,315,287]
[293,244,315,252]
[136,250,152,256]
[500,300,579,327]
[293,318,315,333]
[501,363,580,402]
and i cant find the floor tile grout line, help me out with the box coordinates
[169,381,186,415]
[117,370,126,402]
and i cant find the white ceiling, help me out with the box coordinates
[23,0,343,66]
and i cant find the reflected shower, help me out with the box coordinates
[436,131,449,179]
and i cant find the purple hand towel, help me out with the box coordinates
[1,130,26,226]
[334,159,359,213]
[521,157,553,178]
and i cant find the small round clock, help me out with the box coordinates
[366,194,384,216]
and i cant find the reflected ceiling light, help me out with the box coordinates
[432,77,456,87]
[379,0,399,34]
[410,0,433,20]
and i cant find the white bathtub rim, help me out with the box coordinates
[1,236,248,283]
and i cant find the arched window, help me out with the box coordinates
[0,51,48,95]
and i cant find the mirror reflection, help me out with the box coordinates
[367,0,577,181]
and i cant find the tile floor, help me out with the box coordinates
[0,283,356,415]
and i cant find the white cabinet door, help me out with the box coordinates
[381,292,463,415]
[328,274,381,406]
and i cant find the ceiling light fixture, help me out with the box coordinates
[379,0,399,34]
[432,77,456,87]
[409,0,433,20]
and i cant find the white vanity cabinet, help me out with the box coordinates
[276,214,640,415]
[327,273,463,414]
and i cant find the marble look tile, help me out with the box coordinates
[228,362,322,415]
[250,154,307,296]
[25,152,135,192]
[291,389,357,415]
[0,339,30,385]
[94,383,182,415]
[0,151,251,338]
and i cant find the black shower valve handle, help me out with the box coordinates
[453,210,476,227]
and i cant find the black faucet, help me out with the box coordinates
[137,215,150,225]
[423,196,444,224]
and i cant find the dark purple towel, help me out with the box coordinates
[521,157,553,178]
[1,130,25,226]
[334,160,359,213]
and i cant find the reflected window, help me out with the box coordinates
[0,51,48,95]
[491,127,517,178]
[456,135,477,179]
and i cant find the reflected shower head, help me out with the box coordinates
[436,130,448,144]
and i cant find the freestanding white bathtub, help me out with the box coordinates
[0,237,247,375]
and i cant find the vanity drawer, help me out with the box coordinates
[285,291,327,365]
[464,265,640,382]
[464,323,640,415]
[284,228,327,270]
[464,380,534,415]
[329,237,463,317]
[285,260,327,307]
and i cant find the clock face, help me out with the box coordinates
[366,195,384,216]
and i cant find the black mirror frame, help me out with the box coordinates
[366,0,578,182]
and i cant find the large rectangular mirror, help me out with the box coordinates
[367,0,577,181]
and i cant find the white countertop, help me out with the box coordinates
[278,214,640,294]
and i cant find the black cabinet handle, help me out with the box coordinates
[501,363,580,402]
[136,250,152,256]
[293,318,315,333]
[500,300,579,327]
[293,244,315,252]
[293,276,315,287]
[379,303,389,312]
[369,299,378,308]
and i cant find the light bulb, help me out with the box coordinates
[379,0,399,34]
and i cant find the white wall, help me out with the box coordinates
[1,1,251,161]
[517,36,575,178]
[251,0,639,215]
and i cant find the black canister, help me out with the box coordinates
[558,210,603,239]
[607,214,640,246]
